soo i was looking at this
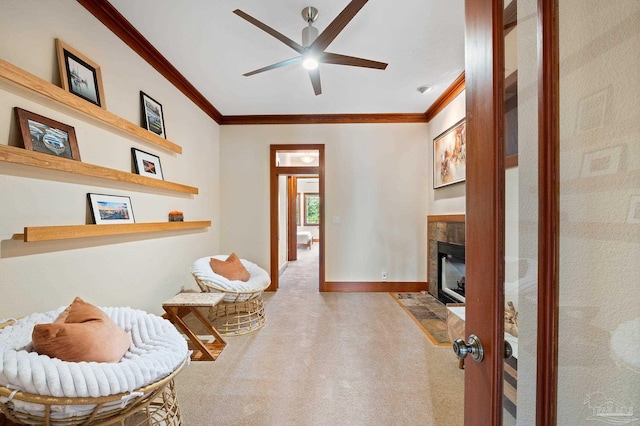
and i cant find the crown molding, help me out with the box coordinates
[221,113,428,125]
[78,0,224,124]
[424,72,466,122]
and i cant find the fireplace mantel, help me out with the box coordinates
[427,214,465,299]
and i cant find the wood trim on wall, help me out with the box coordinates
[427,214,466,223]
[221,113,428,125]
[425,72,466,122]
[321,282,428,292]
[77,0,224,124]
[536,0,559,423]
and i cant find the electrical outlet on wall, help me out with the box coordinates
[381,271,388,281]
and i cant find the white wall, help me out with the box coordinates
[0,0,219,317]
[219,123,429,283]
[428,91,466,215]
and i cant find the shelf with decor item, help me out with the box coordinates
[13,221,211,242]
[0,59,182,154]
[0,145,198,195]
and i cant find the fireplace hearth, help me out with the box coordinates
[437,241,466,304]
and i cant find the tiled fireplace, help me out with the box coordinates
[427,215,465,302]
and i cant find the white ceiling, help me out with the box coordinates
[108,0,465,116]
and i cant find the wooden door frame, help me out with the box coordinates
[464,0,558,424]
[287,176,298,262]
[269,144,325,292]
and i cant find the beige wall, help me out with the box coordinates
[0,0,220,317]
[219,123,429,283]
[427,91,466,215]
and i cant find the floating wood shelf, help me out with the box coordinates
[14,221,211,242]
[0,145,198,194]
[0,59,182,154]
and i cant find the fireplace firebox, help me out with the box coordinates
[437,242,466,304]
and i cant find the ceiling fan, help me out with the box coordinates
[233,0,388,96]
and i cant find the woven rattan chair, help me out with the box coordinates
[0,358,186,425]
[0,305,188,426]
[191,256,271,336]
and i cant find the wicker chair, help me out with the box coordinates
[0,310,188,426]
[191,256,271,336]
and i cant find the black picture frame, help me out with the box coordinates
[56,39,106,108]
[131,147,164,180]
[87,193,135,225]
[140,91,166,138]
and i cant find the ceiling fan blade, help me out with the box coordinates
[320,52,387,70]
[308,68,322,96]
[243,57,303,77]
[233,9,305,54]
[310,0,368,53]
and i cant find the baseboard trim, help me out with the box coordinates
[321,281,429,292]
[278,263,288,277]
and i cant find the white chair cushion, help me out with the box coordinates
[191,256,270,302]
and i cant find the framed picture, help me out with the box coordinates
[87,193,135,225]
[56,39,106,108]
[131,148,164,180]
[627,195,640,224]
[140,91,166,138]
[433,118,466,189]
[14,107,81,160]
[579,145,623,178]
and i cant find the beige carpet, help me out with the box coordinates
[175,246,464,425]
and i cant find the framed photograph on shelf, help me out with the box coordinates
[14,107,81,160]
[131,148,164,180]
[433,118,466,189]
[56,39,106,108]
[140,91,166,138]
[87,193,135,225]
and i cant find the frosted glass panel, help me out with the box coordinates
[558,1,640,423]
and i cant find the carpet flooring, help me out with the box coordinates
[393,292,452,347]
[174,245,464,425]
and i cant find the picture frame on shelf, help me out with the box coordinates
[433,118,466,189]
[88,193,135,225]
[140,91,166,138]
[14,107,81,160]
[131,147,164,180]
[56,39,106,108]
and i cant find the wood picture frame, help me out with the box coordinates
[88,193,135,225]
[14,107,81,160]
[131,147,164,180]
[56,39,106,108]
[140,91,166,138]
[433,118,466,189]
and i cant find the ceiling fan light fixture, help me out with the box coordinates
[302,55,319,70]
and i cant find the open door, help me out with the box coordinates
[462,0,557,423]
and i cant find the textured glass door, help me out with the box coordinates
[557,1,640,423]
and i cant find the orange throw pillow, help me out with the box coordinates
[209,253,250,282]
[32,297,131,363]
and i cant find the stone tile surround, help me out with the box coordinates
[427,215,466,298]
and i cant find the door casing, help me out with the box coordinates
[269,144,325,291]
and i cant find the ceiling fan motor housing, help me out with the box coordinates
[302,25,319,47]
[301,6,319,47]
